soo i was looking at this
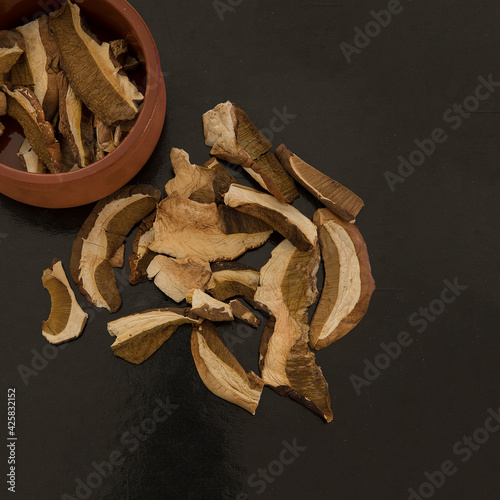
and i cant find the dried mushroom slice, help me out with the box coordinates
[42,259,88,344]
[3,84,64,173]
[187,289,234,322]
[207,262,260,304]
[191,320,265,414]
[147,255,212,303]
[253,153,299,203]
[0,91,6,115]
[276,145,364,222]
[108,308,201,365]
[229,299,261,328]
[109,244,125,269]
[0,122,4,137]
[309,209,375,350]
[109,39,128,66]
[224,184,317,252]
[18,138,46,173]
[255,239,333,422]
[49,1,144,125]
[95,117,115,159]
[70,185,161,313]
[129,212,157,285]
[114,120,135,147]
[0,31,24,82]
[149,193,272,262]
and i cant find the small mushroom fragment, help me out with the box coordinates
[256,240,333,422]
[224,184,318,252]
[17,138,46,173]
[147,255,212,303]
[114,120,135,147]
[0,31,24,82]
[109,244,125,269]
[49,1,144,125]
[95,117,115,159]
[3,85,64,173]
[129,212,157,285]
[309,209,375,350]
[229,299,261,328]
[203,101,298,203]
[0,122,4,137]
[109,39,140,72]
[191,320,265,414]
[108,308,201,365]
[42,259,88,344]
[276,145,364,223]
[70,185,161,313]
[149,193,272,262]
[187,289,234,322]
[0,91,6,115]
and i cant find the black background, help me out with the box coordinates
[1,0,500,499]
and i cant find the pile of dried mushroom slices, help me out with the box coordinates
[0,1,143,173]
[41,100,375,423]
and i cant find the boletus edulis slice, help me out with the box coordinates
[70,185,161,313]
[187,289,234,322]
[108,308,201,365]
[0,30,25,83]
[42,259,88,344]
[309,209,375,350]
[191,320,265,414]
[17,138,45,173]
[229,299,261,328]
[255,240,333,422]
[128,212,157,285]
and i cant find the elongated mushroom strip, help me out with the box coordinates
[70,185,161,313]
[3,85,64,173]
[309,209,375,349]
[18,138,46,173]
[49,1,144,125]
[276,145,364,222]
[58,73,95,167]
[0,92,6,115]
[42,259,88,345]
[129,212,157,285]
[147,255,212,303]
[207,262,260,304]
[0,122,4,137]
[191,321,265,414]
[229,299,261,328]
[0,31,24,82]
[108,308,201,365]
[256,240,333,422]
[187,289,234,322]
[224,184,317,252]
[203,101,298,203]
[149,193,272,262]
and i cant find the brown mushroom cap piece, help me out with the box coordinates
[309,209,375,350]
[224,183,318,252]
[70,185,161,313]
[0,30,25,82]
[276,145,364,223]
[191,320,265,415]
[187,289,234,322]
[108,308,201,365]
[148,192,272,262]
[42,259,88,345]
[229,299,261,328]
[128,212,157,285]
[147,255,212,303]
[49,1,144,125]
[255,239,333,422]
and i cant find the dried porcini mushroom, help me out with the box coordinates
[149,192,272,262]
[187,289,234,322]
[0,91,6,115]
[95,117,115,159]
[0,31,25,82]
[109,39,128,66]
[3,84,65,173]
[109,244,125,269]
[147,255,212,303]
[129,212,157,285]
[49,1,144,125]
[224,184,318,252]
[191,320,265,414]
[309,209,375,350]
[108,308,201,365]
[203,101,298,203]
[276,145,364,223]
[114,120,135,147]
[0,122,4,137]
[70,185,161,313]
[256,240,333,422]
[42,259,88,344]
[229,299,261,328]
[18,138,46,173]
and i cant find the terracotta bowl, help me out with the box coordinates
[0,0,166,208]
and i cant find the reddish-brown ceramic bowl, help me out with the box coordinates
[0,0,166,208]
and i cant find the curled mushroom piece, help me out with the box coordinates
[224,184,318,252]
[129,212,157,285]
[187,289,234,322]
[108,308,201,365]
[42,259,88,345]
[49,1,144,125]
[70,185,161,313]
[191,320,265,415]
[309,209,375,350]
[256,240,333,422]
[276,145,364,223]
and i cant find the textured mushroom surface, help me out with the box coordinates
[188,289,234,322]
[0,121,4,137]
[128,212,157,285]
[70,185,161,313]
[229,299,261,328]
[0,31,24,81]
[17,138,45,173]
[108,308,201,365]
[0,91,6,115]
[255,239,333,422]
[191,320,265,414]
[42,259,88,345]
[309,209,375,349]
[95,117,115,159]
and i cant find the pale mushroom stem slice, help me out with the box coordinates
[129,211,157,285]
[187,289,234,322]
[309,209,375,350]
[191,320,265,415]
[224,183,318,252]
[276,144,364,223]
[42,259,88,345]
[255,239,333,423]
[70,185,161,313]
[17,138,46,173]
[49,1,144,125]
[108,308,201,365]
